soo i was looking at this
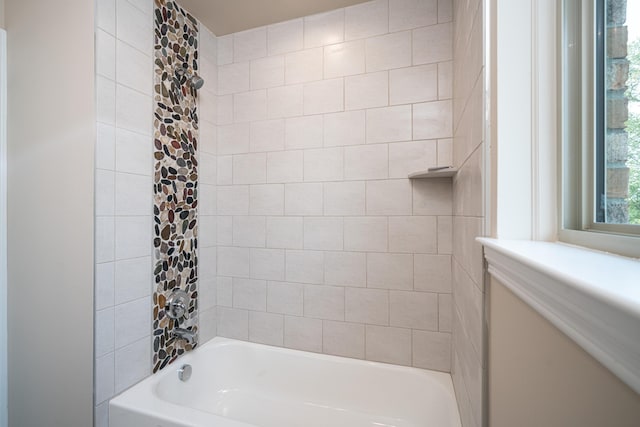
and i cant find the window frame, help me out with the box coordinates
[559,0,640,259]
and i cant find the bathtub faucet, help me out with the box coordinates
[172,327,198,346]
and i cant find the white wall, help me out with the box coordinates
[0,28,6,427]
[93,0,154,425]
[451,0,486,426]
[5,0,95,425]
[201,0,455,369]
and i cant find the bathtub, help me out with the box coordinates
[110,337,461,427]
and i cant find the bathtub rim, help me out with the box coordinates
[109,336,461,427]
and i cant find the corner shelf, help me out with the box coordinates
[408,167,458,179]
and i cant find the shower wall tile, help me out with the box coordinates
[284,316,323,352]
[388,140,438,178]
[267,281,304,316]
[95,353,115,404]
[365,179,413,215]
[303,285,345,321]
[389,0,438,32]
[249,311,284,346]
[413,100,453,140]
[96,262,116,310]
[96,30,116,80]
[114,257,152,304]
[365,31,412,72]
[250,248,285,281]
[366,105,412,144]
[232,215,266,247]
[218,62,250,96]
[412,330,451,371]
[267,84,304,119]
[285,48,323,85]
[114,337,150,393]
[389,64,438,105]
[323,40,366,78]
[232,278,267,311]
[324,110,366,146]
[97,123,116,170]
[345,287,389,326]
[413,22,453,65]
[114,296,151,349]
[323,181,366,216]
[365,325,412,365]
[345,71,389,111]
[267,19,304,56]
[233,27,267,63]
[322,320,365,359]
[115,128,151,175]
[285,115,323,149]
[116,0,153,53]
[344,144,388,180]
[345,0,389,41]
[323,251,366,287]
[388,216,437,253]
[249,184,285,215]
[343,216,388,252]
[217,307,249,340]
[97,76,116,125]
[284,183,323,215]
[366,253,413,290]
[114,216,151,260]
[250,119,285,152]
[452,0,486,426]
[266,216,304,249]
[303,9,345,49]
[303,78,344,115]
[97,0,116,35]
[210,0,453,374]
[115,40,152,93]
[389,290,438,330]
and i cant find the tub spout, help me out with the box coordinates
[172,327,197,346]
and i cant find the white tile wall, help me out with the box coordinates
[95,2,154,423]
[345,0,388,40]
[451,0,486,426]
[97,3,456,410]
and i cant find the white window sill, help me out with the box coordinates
[477,238,640,394]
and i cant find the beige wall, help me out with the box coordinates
[0,0,5,28]
[6,0,95,425]
[489,277,640,427]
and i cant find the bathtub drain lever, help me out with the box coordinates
[177,364,192,382]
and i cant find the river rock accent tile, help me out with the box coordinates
[153,0,199,373]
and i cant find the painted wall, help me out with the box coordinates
[489,277,640,426]
[204,0,455,369]
[5,0,94,425]
[451,0,486,426]
[0,27,6,427]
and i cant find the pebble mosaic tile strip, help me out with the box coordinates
[152,0,200,373]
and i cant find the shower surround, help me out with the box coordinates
[152,0,200,373]
[94,0,474,425]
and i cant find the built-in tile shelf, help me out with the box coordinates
[408,166,458,179]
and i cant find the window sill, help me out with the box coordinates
[477,238,640,394]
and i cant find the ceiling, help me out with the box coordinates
[177,0,371,36]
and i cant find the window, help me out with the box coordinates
[560,0,640,257]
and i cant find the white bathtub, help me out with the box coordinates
[110,337,461,427]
